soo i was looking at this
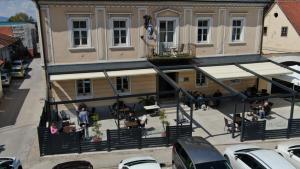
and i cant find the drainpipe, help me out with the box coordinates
[260,2,272,55]
[32,0,50,102]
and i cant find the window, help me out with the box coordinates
[229,79,241,85]
[263,27,267,36]
[116,76,130,93]
[196,72,206,87]
[237,154,266,169]
[111,17,130,46]
[77,79,91,97]
[69,17,90,48]
[197,17,211,43]
[195,161,233,169]
[281,27,288,37]
[231,17,245,42]
[174,143,194,169]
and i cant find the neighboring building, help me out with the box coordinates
[35,0,297,112]
[263,0,300,54]
[0,22,38,58]
[0,33,19,62]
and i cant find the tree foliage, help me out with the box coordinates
[8,12,34,23]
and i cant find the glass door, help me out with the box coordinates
[159,20,176,54]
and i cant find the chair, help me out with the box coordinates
[224,118,233,133]
[59,110,70,121]
[173,44,184,54]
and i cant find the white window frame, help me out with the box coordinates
[195,72,207,87]
[116,76,131,94]
[75,79,93,98]
[110,17,131,47]
[68,17,92,48]
[230,17,245,42]
[156,17,179,52]
[196,17,212,44]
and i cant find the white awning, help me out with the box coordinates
[50,68,156,81]
[107,68,156,77]
[273,65,300,86]
[50,72,105,81]
[241,62,293,76]
[199,65,254,80]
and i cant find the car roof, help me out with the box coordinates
[126,163,161,169]
[177,137,224,164]
[121,156,156,165]
[249,149,296,169]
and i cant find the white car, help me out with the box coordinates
[118,156,162,169]
[276,141,300,168]
[0,157,22,169]
[1,72,11,86]
[224,144,296,169]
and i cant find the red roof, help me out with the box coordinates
[278,0,300,35]
[0,27,13,36]
[0,33,17,49]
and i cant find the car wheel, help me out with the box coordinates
[18,166,23,169]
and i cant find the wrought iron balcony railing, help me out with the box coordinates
[147,43,196,59]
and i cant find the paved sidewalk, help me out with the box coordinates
[0,59,45,165]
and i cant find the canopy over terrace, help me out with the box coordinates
[47,60,195,128]
[45,54,300,139]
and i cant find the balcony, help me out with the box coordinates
[147,43,196,60]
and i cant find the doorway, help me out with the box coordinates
[159,72,177,99]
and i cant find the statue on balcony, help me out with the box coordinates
[143,15,154,40]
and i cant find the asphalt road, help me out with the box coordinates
[0,59,45,163]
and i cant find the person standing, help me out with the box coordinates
[79,107,89,139]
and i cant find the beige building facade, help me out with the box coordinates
[35,0,271,109]
[263,2,300,54]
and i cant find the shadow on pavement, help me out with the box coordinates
[0,145,5,153]
[0,78,30,128]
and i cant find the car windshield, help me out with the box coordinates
[195,160,233,169]
[12,68,21,72]
[1,76,6,79]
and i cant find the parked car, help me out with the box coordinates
[1,70,11,86]
[0,157,22,169]
[12,60,24,68]
[10,67,25,78]
[118,156,162,169]
[172,137,232,169]
[224,144,296,169]
[276,141,300,168]
[52,160,93,169]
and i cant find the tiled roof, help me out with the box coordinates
[0,27,13,36]
[0,33,17,49]
[278,0,300,36]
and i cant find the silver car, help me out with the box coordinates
[1,72,11,86]
[172,137,232,169]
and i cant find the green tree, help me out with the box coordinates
[8,12,34,22]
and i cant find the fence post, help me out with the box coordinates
[287,119,291,139]
[262,121,266,140]
[107,129,111,152]
[78,132,82,154]
[166,126,170,147]
[138,128,142,149]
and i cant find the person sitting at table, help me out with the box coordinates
[234,114,242,128]
[126,112,136,122]
[195,93,206,110]
[138,115,148,128]
[258,105,265,119]
[50,122,59,135]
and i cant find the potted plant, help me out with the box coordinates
[91,114,103,142]
[138,96,156,106]
[159,110,170,137]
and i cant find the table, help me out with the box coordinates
[144,105,160,116]
[124,120,139,128]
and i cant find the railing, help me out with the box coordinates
[147,43,196,59]
[241,119,300,141]
[37,125,192,156]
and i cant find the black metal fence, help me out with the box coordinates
[242,119,300,141]
[38,125,192,156]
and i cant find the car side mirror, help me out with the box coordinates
[289,150,294,157]
[234,155,239,160]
